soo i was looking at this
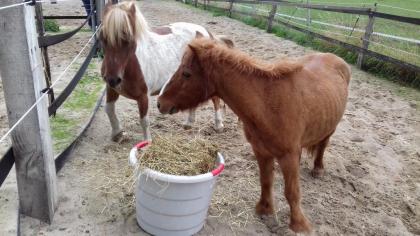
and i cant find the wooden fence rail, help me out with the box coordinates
[181,0,420,72]
[208,0,420,25]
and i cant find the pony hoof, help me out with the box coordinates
[111,131,125,143]
[290,217,312,234]
[183,124,193,130]
[311,168,324,178]
[214,124,224,133]
[256,200,274,216]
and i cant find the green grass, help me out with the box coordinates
[50,64,104,153]
[185,1,420,88]
[51,114,78,151]
[63,75,103,111]
[44,19,60,32]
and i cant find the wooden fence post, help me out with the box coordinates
[228,0,234,17]
[194,0,198,7]
[267,4,278,33]
[357,4,376,69]
[0,0,57,223]
[306,0,311,26]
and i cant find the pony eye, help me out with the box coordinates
[182,71,191,79]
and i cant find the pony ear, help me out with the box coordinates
[188,43,197,54]
[104,1,113,15]
[195,31,204,39]
[217,35,234,48]
[129,3,136,16]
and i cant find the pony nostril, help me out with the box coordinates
[108,77,122,88]
[157,102,161,109]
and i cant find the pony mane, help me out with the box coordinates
[101,1,150,46]
[190,38,302,79]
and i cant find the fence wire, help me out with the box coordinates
[0,25,101,144]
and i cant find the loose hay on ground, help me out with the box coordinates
[137,134,219,176]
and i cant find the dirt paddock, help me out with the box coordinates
[1,0,419,235]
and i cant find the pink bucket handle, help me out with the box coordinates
[211,163,224,176]
[135,140,150,149]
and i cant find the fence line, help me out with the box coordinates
[0,0,79,12]
[0,25,101,144]
[0,1,27,11]
[188,0,420,73]
[366,40,420,59]
[275,14,361,41]
[210,0,420,25]
[377,4,420,14]
[236,4,420,45]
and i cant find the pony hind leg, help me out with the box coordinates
[277,151,312,233]
[105,86,124,142]
[308,132,334,178]
[212,96,224,132]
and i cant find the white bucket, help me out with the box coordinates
[129,141,225,236]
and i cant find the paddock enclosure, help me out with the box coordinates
[0,0,419,235]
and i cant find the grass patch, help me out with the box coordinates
[44,19,60,32]
[63,74,103,111]
[50,63,105,154]
[51,114,78,151]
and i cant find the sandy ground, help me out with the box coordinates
[1,0,420,235]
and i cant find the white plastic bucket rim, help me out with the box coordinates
[129,140,225,184]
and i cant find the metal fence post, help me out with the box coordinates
[96,0,105,26]
[90,0,96,32]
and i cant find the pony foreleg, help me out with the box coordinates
[183,109,196,130]
[137,95,151,141]
[278,150,312,233]
[105,86,124,142]
[212,96,224,132]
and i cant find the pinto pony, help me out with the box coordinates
[158,38,351,233]
[99,1,231,141]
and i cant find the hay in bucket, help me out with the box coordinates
[136,135,218,176]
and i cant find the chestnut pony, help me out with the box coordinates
[158,38,351,233]
[100,1,230,141]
